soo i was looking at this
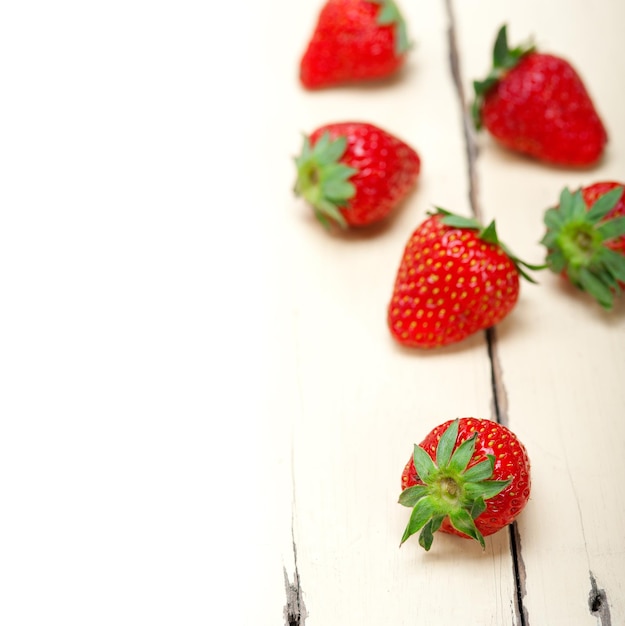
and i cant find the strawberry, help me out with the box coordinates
[299,0,410,89]
[387,208,541,348]
[399,418,531,551]
[294,121,420,228]
[541,182,625,309]
[472,25,607,167]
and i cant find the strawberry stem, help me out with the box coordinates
[431,207,546,283]
[541,186,625,309]
[472,24,535,129]
[369,0,411,56]
[399,419,511,551]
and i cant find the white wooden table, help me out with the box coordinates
[1,1,623,625]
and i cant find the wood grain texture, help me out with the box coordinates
[2,1,623,625]
[285,1,519,624]
[454,1,625,624]
[283,0,625,624]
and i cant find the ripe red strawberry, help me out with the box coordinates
[472,25,607,166]
[387,208,541,348]
[541,182,625,309]
[400,418,531,550]
[294,121,420,228]
[299,0,410,89]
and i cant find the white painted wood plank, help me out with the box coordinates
[280,1,522,624]
[454,0,625,623]
[0,2,295,624]
[6,1,622,624]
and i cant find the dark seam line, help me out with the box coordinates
[444,2,529,624]
[443,0,481,223]
[284,433,307,625]
[486,328,504,425]
[283,523,306,625]
[284,331,307,625]
[508,521,529,626]
[589,571,612,626]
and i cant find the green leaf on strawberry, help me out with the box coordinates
[294,131,357,229]
[399,419,510,550]
[295,122,421,229]
[433,207,546,284]
[370,0,410,56]
[472,24,535,129]
[541,185,625,309]
[388,207,543,348]
[300,0,412,89]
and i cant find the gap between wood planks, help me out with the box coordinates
[444,2,531,623]
[283,522,307,626]
[446,2,613,625]
[283,1,613,624]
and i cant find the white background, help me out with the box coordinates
[1,1,624,625]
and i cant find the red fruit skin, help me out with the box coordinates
[300,0,405,89]
[401,418,531,538]
[581,181,625,256]
[481,53,607,166]
[387,214,519,347]
[310,122,420,227]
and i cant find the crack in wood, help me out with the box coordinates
[283,566,305,626]
[445,2,529,624]
[444,0,481,223]
[558,407,610,625]
[283,565,307,626]
[283,529,307,625]
[489,326,529,626]
[509,522,529,626]
[486,327,509,427]
[589,572,612,626]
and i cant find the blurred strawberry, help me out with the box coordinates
[541,182,625,308]
[294,121,420,228]
[473,25,607,166]
[300,0,410,89]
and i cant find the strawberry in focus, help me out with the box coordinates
[294,121,420,228]
[472,25,607,167]
[387,208,541,348]
[400,418,531,551]
[541,182,625,309]
[300,0,410,89]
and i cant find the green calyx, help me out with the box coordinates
[472,24,535,129]
[433,207,546,284]
[294,131,357,229]
[368,0,410,56]
[541,186,625,309]
[399,419,510,551]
